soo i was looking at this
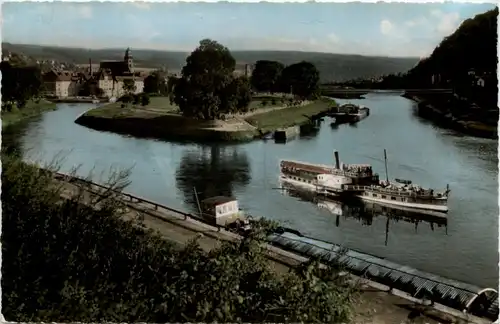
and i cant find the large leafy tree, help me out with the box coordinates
[280,61,320,99]
[250,60,284,93]
[1,61,43,109]
[173,39,251,120]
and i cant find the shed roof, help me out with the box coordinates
[201,196,236,206]
[268,231,498,318]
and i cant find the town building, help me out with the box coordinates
[42,70,86,98]
[94,48,145,98]
[42,48,145,99]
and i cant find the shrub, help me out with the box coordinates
[140,93,150,106]
[132,94,141,105]
[271,98,277,106]
[118,94,134,104]
[1,155,357,323]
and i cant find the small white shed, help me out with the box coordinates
[201,196,243,226]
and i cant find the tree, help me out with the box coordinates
[172,39,250,120]
[280,61,320,99]
[234,76,252,112]
[250,60,284,93]
[2,155,357,323]
[122,79,136,94]
[1,61,43,108]
[144,71,167,95]
[140,93,150,106]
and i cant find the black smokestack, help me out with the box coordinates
[334,151,340,169]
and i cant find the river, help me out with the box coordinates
[3,93,498,288]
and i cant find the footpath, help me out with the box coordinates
[56,174,490,324]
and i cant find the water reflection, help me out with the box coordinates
[279,182,448,246]
[2,118,38,157]
[175,145,251,211]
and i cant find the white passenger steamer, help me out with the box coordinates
[279,150,450,213]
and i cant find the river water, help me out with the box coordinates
[3,93,498,288]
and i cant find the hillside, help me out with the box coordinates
[408,7,497,85]
[2,42,418,82]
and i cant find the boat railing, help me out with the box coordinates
[342,185,447,199]
[282,166,374,179]
[330,168,373,178]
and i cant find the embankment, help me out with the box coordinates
[245,98,335,133]
[75,98,335,143]
[52,97,107,103]
[75,113,258,142]
[403,92,497,139]
[55,170,497,324]
[1,100,57,127]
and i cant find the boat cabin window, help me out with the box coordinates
[391,197,396,200]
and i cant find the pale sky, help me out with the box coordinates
[2,2,496,57]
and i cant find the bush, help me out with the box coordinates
[1,156,357,323]
[261,100,268,107]
[118,94,134,104]
[271,98,277,106]
[132,94,140,105]
[140,93,150,106]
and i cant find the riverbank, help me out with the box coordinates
[1,99,57,127]
[51,97,106,103]
[402,92,497,139]
[55,171,493,324]
[245,98,335,133]
[75,97,335,142]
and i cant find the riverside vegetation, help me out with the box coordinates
[76,39,335,142]
[1,155,357,322]
[1,60,57,127]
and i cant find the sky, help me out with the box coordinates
[1,2,496,57]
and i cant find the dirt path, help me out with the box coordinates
[57,177,488,324]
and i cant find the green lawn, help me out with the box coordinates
[86,96,284,118]
[248,99,287,111]
[2,100,57,127]
[86,96,179,118]
[245,98,336,132]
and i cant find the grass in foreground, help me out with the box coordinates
[245,98,335,132]
[1,155,356,322]
[1,100,57,127]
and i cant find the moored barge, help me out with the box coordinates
[328,103,370,124]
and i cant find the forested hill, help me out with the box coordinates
[408,7,497,85]
[2,42,418,82]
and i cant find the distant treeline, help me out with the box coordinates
[2,43,419,83]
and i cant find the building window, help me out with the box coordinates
[391,197,396,200]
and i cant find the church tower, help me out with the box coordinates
[124,47,134,73]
